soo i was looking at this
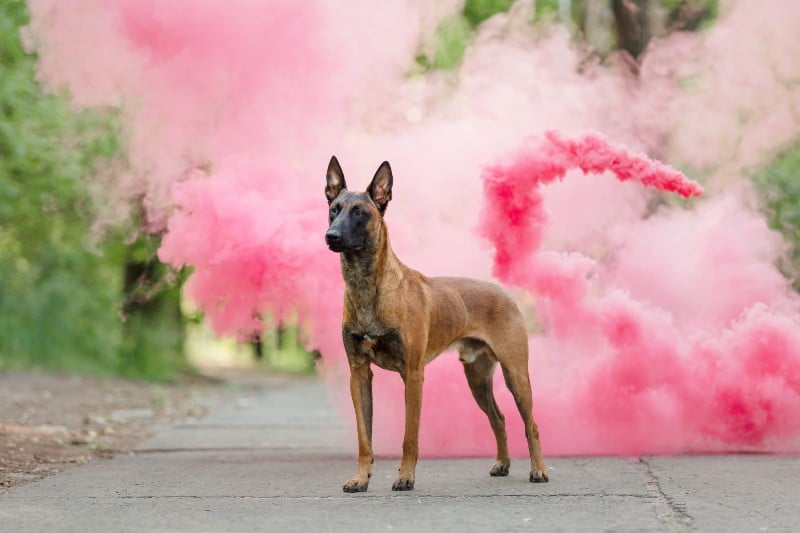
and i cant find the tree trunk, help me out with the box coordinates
[121,255,186,379]
[611,0,651,59]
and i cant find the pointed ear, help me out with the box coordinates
[325,156,346,204]
[367,161,393,214]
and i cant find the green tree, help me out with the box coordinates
[0,0,186,379]
[417,0,719,71]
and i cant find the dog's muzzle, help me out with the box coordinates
[325,229,344,252]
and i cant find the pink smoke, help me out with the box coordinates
[481,131,702,285]
[23,0,417,228]
[157,161,343,355]
[23,0,800,457]
[466,133,800,455]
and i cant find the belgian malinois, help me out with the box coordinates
[324,156,548,492]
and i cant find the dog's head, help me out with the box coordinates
[324,156,392,254]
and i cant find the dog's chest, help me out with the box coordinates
[348,328,405,372]
[343,282,406,371]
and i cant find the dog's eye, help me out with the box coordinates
[329,206,340,217]
[353,208,364,217]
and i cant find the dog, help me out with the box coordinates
[324,156,548,492]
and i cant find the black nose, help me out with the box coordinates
[325,229,342,247]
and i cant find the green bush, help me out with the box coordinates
[754,141,800,289]
[0,0,186,379]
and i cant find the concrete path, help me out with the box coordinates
[1,376,798,532]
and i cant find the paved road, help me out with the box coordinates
[1,376,798,532]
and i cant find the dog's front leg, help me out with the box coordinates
[393,368,423,491]
[343,358,374,493]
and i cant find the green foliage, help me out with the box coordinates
[416,0,517,72]
[463,0,516,26]
[754,142,800,289]
[0,2,116,374]
[255,324,317,374]
[534,0,561,21]
[417,0,720,71]
[117,234,189,380]
[0,1,186,379]
[431,15,473,70]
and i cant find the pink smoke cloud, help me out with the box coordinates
[467,134,800,455]
[480,131,702,284]
[24,0,418,228]
[23,0,800,457]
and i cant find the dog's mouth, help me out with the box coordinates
[327,243,365,253]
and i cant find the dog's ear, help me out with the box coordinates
[325,156,347,204]
[367,161,393,214]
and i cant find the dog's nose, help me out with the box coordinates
[325,229,342,247]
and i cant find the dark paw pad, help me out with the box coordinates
[490,463,510,477]
[529,471,549,483]
[343,479,369,493]
[391,478,415,491]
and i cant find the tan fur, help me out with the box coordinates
[337,203,548,493]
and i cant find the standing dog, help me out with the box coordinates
[324,156,548,492]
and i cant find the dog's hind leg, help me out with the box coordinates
[498,353,549,483]
[460,342,510,477]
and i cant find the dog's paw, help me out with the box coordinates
[343,477,369,493]
[489,461,510,477]
[529,470,549,483]
[391,476,415,491]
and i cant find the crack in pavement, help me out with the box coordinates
[639,457,693,531]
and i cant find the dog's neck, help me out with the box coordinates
[340,222,403,327]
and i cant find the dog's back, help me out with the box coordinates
[421,276,529,363]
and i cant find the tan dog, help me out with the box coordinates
[324,156,548,492]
